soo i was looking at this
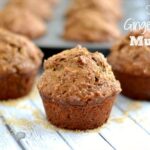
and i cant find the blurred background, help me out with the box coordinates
[0,0,149,57]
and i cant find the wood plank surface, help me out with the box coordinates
[0,87,150,150]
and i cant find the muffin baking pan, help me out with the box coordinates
[34,0,148,50]
[0,0,148,51]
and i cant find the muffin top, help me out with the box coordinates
[108,30,150,76]
[38,46,121,106]
[67,0,122,21]
[0,28,43,75]
[64,9,120,42]
[0,6,46,39]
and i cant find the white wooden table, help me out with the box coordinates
[0,86,150,150]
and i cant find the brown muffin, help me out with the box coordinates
[66,0,122,21]
[7,0,52,21]
[63,9,120,42]
[0,6,46,39]
[38,45,121,130]
[0,28,43,99]
[108,30,150,100]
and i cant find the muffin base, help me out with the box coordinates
[114,70,150,100]
[0,71,37,100]
[42,96,115,130]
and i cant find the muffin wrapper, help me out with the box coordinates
[41,95,116,130]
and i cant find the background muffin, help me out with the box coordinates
[7,0,52,21]
[63,0,121,42]
[0,6,46,39]
[0,28,43,99]
[38,45,121,130]
[108,30,150,100]
[63,10,120,42]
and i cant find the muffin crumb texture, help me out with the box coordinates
[38,46,121,106]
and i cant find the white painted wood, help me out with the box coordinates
[0,119,21,150]
[99,105,150,150]
[0,99,71,150]
[0,99,113,150]
[29,87,46,115]
[116,95,150,134]
[58,131,113,150]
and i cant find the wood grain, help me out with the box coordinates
[0,87,150,150]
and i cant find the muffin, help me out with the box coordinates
[7,0,52,21]
[0,6,46,39]
[108,30,150,100]
[38,45,121,130]
[63,9,120,42]
[0,28,43,99]
[66,0,122,21]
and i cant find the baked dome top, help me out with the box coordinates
[0,28,43,75]
[38,45,121,106]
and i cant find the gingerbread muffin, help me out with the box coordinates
[38,46,121,130]
[7,0,52,21]
[108,30,150,100]
[0,28,43,99]
[63,9,120,42]
[0,6,46,39]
